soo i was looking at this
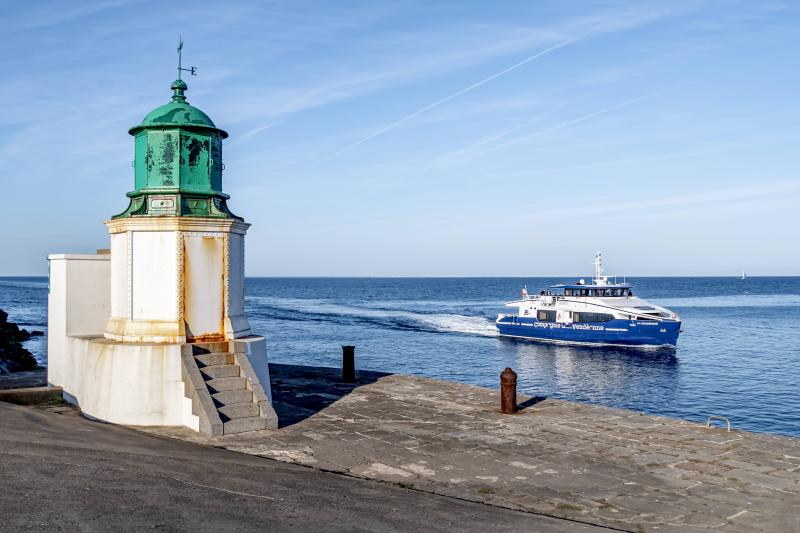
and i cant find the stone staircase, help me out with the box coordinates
[183,341,277,435]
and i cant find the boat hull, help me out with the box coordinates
[496,316,681,347]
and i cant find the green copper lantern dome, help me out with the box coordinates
[129,80,227,137]
[114,79,239,220]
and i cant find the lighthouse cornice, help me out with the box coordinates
[105,216,251,235]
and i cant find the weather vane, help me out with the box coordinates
[177,37,197,80]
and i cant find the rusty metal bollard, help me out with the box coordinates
[342,345,355,382]
[500,367,517,414]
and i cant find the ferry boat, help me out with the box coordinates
[496,253,681,347]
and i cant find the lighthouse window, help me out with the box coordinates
[573,312,614,323]
[537,310,557,322]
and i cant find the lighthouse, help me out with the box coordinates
[47,48,277,435]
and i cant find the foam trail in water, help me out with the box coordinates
[416,314,499,337]
[247,296,499,337]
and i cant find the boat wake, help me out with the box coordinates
[246,296,499,337]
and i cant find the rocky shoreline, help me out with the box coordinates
[0,309,42,374]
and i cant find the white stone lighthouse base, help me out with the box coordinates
[52,337,197,428]
[47,253,278,433]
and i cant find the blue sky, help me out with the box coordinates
[1,0,798,276]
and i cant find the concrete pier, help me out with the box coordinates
[0,401,599,532]
[143,364,800,532]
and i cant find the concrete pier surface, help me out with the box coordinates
[145,364,800,533]
[0,401,602,532]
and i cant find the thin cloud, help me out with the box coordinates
[315,4,691,162]
[316,36,585,163]
[220,24,576,127]
[424,101,571,169]
[530,179,800,222]
[449,88,678,165]
[226,121,283,149]
[14,0,146,31]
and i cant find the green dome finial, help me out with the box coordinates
[171,79,188,102]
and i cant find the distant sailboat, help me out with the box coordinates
[739,270,746,280]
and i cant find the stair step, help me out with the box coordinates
[212,389,253,406]
[192,342,230,355]
[195,352,234,367]
[223,416,267,435]
[218,402,260,421]
[206,376,247,393]
[200,364,240,380]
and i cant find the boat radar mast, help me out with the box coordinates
[593,252,607,285]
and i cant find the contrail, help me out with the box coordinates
[424,101,570,169]
[458,87,677,162]
[226,120,282,149]
[317,34,587,163]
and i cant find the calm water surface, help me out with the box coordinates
[2,276,799,437]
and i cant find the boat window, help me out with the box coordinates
[564,289,572,296]
[537,310,556,322]
[573,312,614,323]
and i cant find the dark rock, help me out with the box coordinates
[0,309,40,374]
[30,331,44,337]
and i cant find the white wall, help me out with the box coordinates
[61,337,197,428]
[131,231,178,321]
[48,252,198,429]
[225,233,251,338]
[228,233,245,318]
[48,254,111,389]
[109,232,128,319]
[183,233,224,341]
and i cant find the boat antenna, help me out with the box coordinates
[594,252,604,284]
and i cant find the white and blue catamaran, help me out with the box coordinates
[496,253,681,347]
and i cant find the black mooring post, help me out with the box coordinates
[342,345,355,382]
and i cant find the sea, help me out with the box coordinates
[1,276,799,438]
